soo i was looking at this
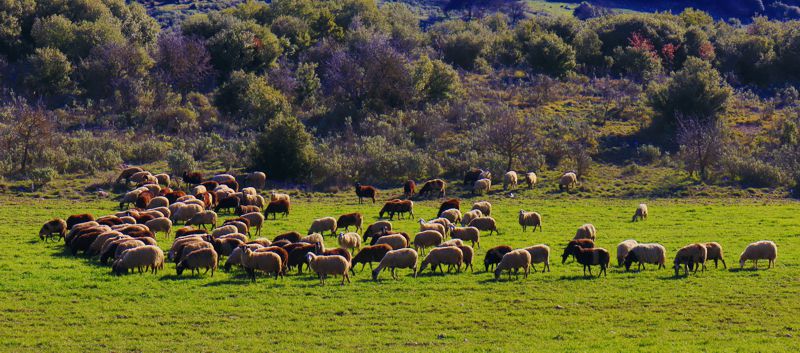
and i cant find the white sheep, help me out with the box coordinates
[461,209,483,227]
[145,217,172,237]
[518,210,542,232]
[301,233,325,247]
[375,234,408,250]
[112,245,165,275]
[523,244,551,273]
[306,253,350,285]
[616,239,639,266]
[154,173,171,186]
[171,203,204,224]
[176,248,218,276]
[242,187,257,196]
[337,232,361,252]
[437,239,464,248]
[471,201,492,216]
[191,185,207,196]
[308,217,337,237]
[625,243,666,271]
[147,196,169,209]
[270,191,291,202]
[473,178,491,195]
[418,219,446,237]
[703,242,727,269]
[524,172,537,189]
[739,240,777,269]
[372,248,418,280]
[574,223,597,240]
[240,246,283,281]
[240,212,265,236]
[185,210,218,229]
[413,230,443,255]
[211,225,238,239]
[503,171,518,191]
[439,209,462,225]
[632,203,648,222]
[449,226,480,248]
[467,217,499,235]
[559,172,578,191]
[494,249,531,280]
[419,246,463,273]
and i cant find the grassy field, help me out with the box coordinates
[1,187,799,351]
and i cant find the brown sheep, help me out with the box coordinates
[354,182,378,204]
[39,218,67,242]
[336,213,363,233]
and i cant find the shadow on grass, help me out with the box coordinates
[558,275,604,281]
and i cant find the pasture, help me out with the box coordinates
[1,192,799,352]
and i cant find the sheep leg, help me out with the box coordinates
[754,260,759,269]
[587,266,593,277]
[531,264,537,273]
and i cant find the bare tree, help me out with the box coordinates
[482,105,539,172]
[0,98,55,174]
[676,115,725,182]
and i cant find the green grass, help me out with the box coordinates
[1,188,799,351]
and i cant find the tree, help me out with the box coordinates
[481,105,539,172]
[0,99,55,174]
[167,150,196,176]
[30,15,77,54]
[215,70,290,129]
[251,115,316,181]
[24,47,74,97]
[154,32,213,93]
[206,21,281,74]
[676,115,725,182]
[445,0,526,20]
[413,55,462,103]
[520,31,576,77]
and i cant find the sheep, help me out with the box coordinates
[112,245,165,275]
[269,191,291,202]
[484,245,513,272]
[561,239,595,264]
[286,244,317,274]
[141,184,161,195]
[571,246,610,277]
[471,201,492,216]
[420,246,463,273]
[39,218,67,242]
[185,210,218,229]
[449,226,480,248]
[438,239,464,248]
[171,204,204,225]
[264,199,290,219]
[129,171,153,185]
[574,224,597,240]
[523,245,551,273]
[213,237,244,257]
[429,218,453,236]
[739,240,777,269]
[372,248,418,280]
[182,171,203,186]
[66,222,102,243]
[100,237,139,264]
[211,225,238,239]
[67,214,95,229]
[632,203,648,222]
[457,245,474,272]
[624,243,667,271]
[461,209,483,227]
[96,215,123,227]
[224,244,264,272]
[418,179,446,198]
[468,217,499,235]
[308,217,337,237]
[174,227,207,239]
[169,236,208,261]
[274,231,302,243]
[503,171,518,191]
[473,178,491,195]
[463,168,491,186]
[378,200,414,220]
[183,198,206,209]
[212,174,236,184]
[147,196,169,209]
[337,232,361,252]
[176,195,197,203]
[116,166,144,184]
[375,234,408,250]
[240,246,283,281]
[364,221,392,240]
[518,210,542,232]
[337,213,363,233]
[439,209,462,225]
[176,240,214,264]
[88,231,124,256]
[240,212,264,236]
[214,196,240,214]
[413,230,443,255]
[196,192,215,210]
[703,242,727,269]
[238,171,266,190]
[616,239,639,267]
[153,173,170,186]
[112,239,146,261]
[674,243,708,276]
[223,219,249,235]
[70,232,102,256]
[141,217,170,237]
[524,172,537,189]
[306,253,350,285]
[403,180,416,198]
[418,219,446,237]
[219,233,249,243]
[164,191,186,204]
[255,246,289,274]
[301,233,325,247]
[240,194,264,208]
[437,199,461,218]
[176,248,219,277]
[494,250,531,281]
[354,182,378,204]
[559,172,578,191]
[235,205,261,216]
[241,187,257,196]
[352,244,392,272]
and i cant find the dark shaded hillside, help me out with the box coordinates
[591,0,800,20]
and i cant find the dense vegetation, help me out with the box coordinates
[1,0,800,197]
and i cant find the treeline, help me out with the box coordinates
[1,0,800,193]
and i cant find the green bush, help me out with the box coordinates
[723,156,785,188]
[167,150,197,176]
[28,167,56,187]
[637,144,661,164]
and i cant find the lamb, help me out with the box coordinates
[503,171,518,191]
[440,209,462,225]
[739,240,777,269]
[116,167,144,184]
[418,219,446,237]
[403,180,416,198]
[574,223,597,240]
[561,239,595,264]
[616,239,639,266]
[176,248,219,277]
[269,191,291,202]
[419,246,463,273]
[418,179,446,198]
[471,201,492,216]
[372,248,419,280]
[703,242,727,269]
[185,210,218,229]
[354,182,378,204]
[559,172,578,191]
[473,178,491,195]
[461,209,483,227]
[364,221,392,240]
[240,246,283,281]
[308,217,337,237]
[632,203,648,222]
[467,217,499,235]
[337,232,361,252]
[67,213,95,229]
[518,210,542,232]
[273,231,302,243]
[306,253,350,285]
[673,243,708,276]
[112,245,165,275]
[337,213,363,233]
[458,245,474,272]
[235,205,261,216]
[413,230,443,255]
[449,226,480,248]
[375,234,408,250]
[240,212,265,236]
[147,196,169,209]
[351,244,392,272]
[494,249,531,281]
[524,172,537,189]
[624,243,667,271]
[264,199,290,219]
[523,244,551,273]
[484,245,513,272]
[437,199,461,218]
[438,239,464,248]
[39,218,67,242]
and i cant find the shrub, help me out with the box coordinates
[28,167,56,188]
[251,115,316,181]
[130,140,169,164]
[167,150,196,176]
[637,144,661,164]
[723,155,785,188]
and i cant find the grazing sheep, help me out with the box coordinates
[616,239,639,267]
[186,210,218,229]
[337,213,363,232]
[364,221,392,241]
[147,196,169,209]
[523,245,551,273]
[559,172,578,191]
[240,246,283,281]
[171,204,204,225]
[503,171,518,191]
[524,172,537,189]
[375,234,408,250]
[473,178,491,195]
[182,171,203,186]
[143,217,171,237]
[264,199,290,219]
[438,239,464,248]
[39,218,67,242]
[176,240,214,264]
[354,182,378,204]
[739,240,777,269]
[99,237,137,264]
[240,212,265,236]
[467,217,499,235]
[572,246,610,277]
[224,244,264,272]
[164,191,186,204]
[437,199,461,218]
[211,174,236,184]
[457,245,474,272]
[274,231,302,243]
[241,187,257,196]
[403,180,416,198]
[96,215,123,227]
[141,184,161,195]
[418,179,446,198]
[461,209,483,227]
[223,219,249,235]
[518,210,542,232]
[352,244,392,272]
[378,199,414,220]
[192,185,208,196]
[154,173,170,186]
[286,243,317,274]
[213,237,244,257]
[116,167,144,184]
[418,219,446,237]
[624,243,667,271]
[176,248,219,277]
[449,226,480,248]
[464,168,491,186]
[308,217,337,237]
[129,171,153,185]
[632,204,648,222]
[439,209,462,225]
[372,248,419,280]
[306,253,350,285]
[214,196,240,214]
[112,245,165,275]
[67,214,95,229]
[494,250,531,281]
[220,232,249,243]
[235,205,261,216]
[211,225,238,239]
[169,236,208,261]
[88,231,124,256]
[337,232,361,252]
[574,224,597,240]
[269,191,290,202]
[413,230,443,255]
[255,246,289,274]
[471,201,492,216]
[238,172,267,190]
[484,245,513,272]
[561,239,595,264]
[420,246,463,273]
[674,243,708,276]
[301,233,325,247]
[703,242,727,269]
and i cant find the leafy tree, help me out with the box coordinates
[206,20,281,74]
[520,31,576,77]
[413,55,462,102]
[154,32,213,93]
[251,115,316,181]
[30,15,77,54]
[79,43,153,103]
[429,20,492,70]
[24,47,74,97]
[215,70,290,128]
[167,150,196,176]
